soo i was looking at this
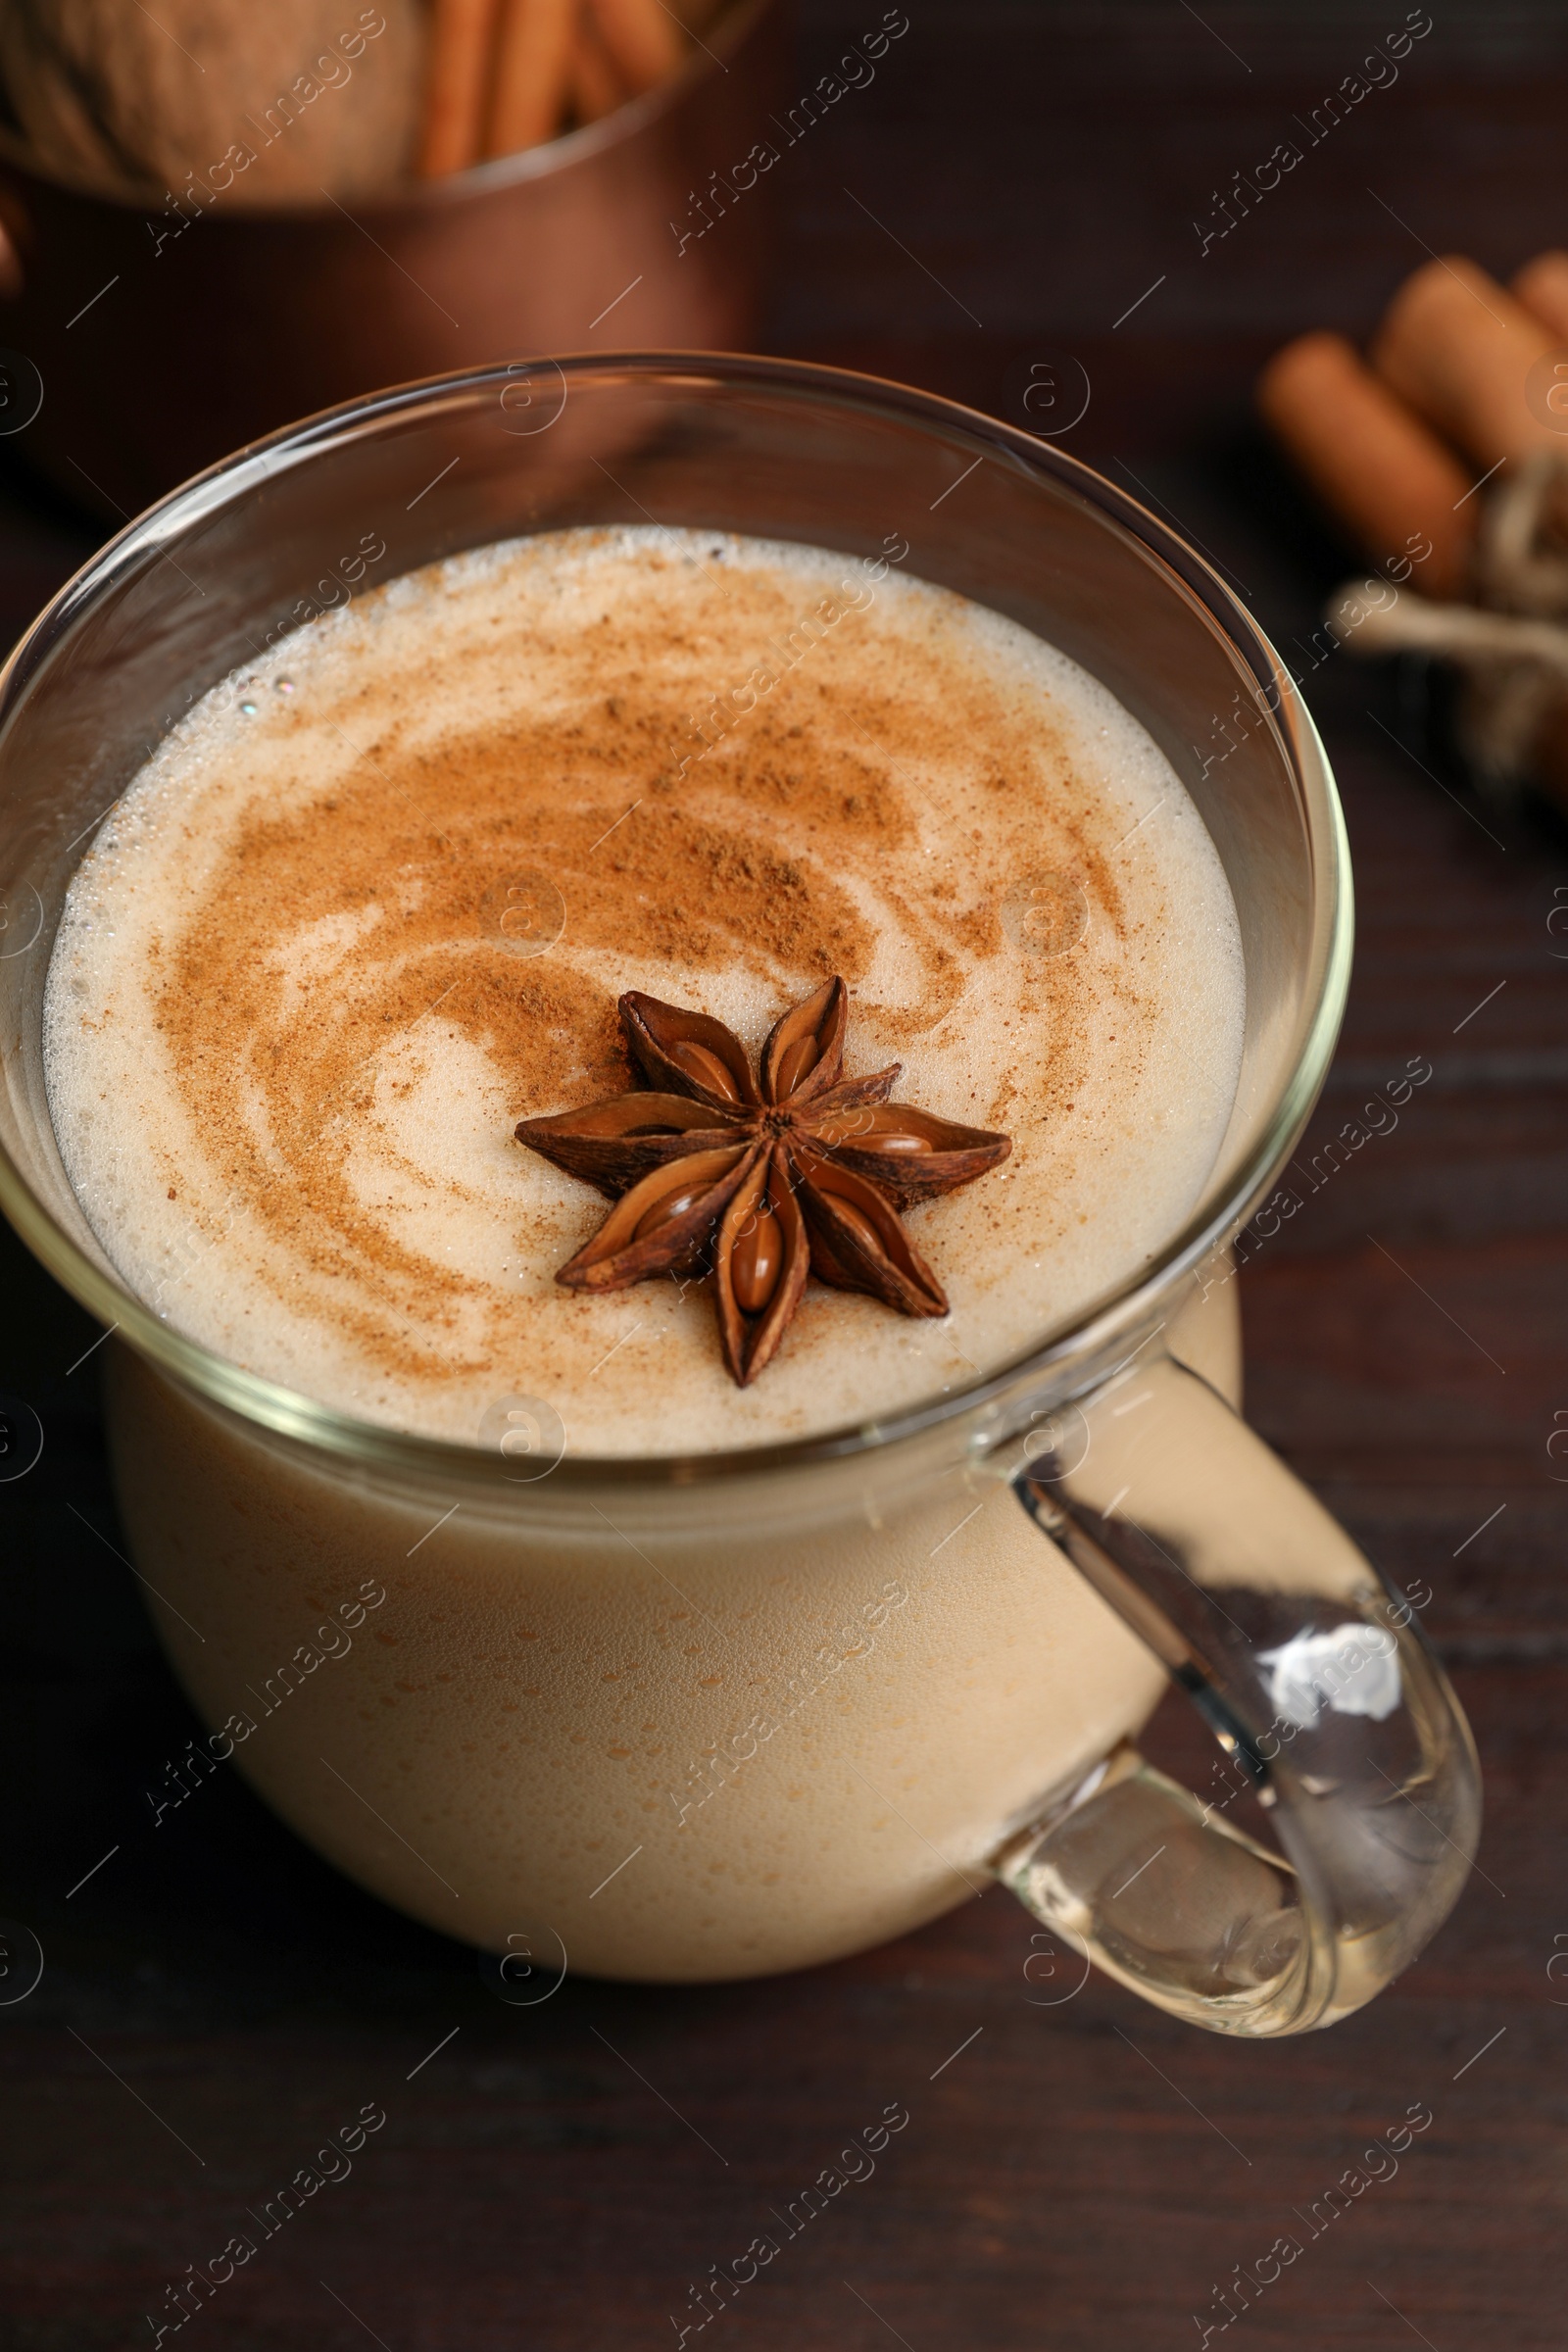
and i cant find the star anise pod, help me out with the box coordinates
[514,978,1010,1386]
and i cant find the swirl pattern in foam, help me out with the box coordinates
[44,527,1245,1453]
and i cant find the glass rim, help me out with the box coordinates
[0,350,1353,1492]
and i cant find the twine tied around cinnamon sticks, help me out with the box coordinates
[1329,449,1568,795]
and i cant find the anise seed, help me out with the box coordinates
[825,1198,885,1261]
[773,1037,817,1098]
[858,1130,932,1155]
[634,1182,711,1240]
[732,1202,783,1311]
[669,1040,741,1101]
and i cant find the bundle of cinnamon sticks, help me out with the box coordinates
[419,0,701,172]
[1260,252,1568,597]
[1260,253,1568,803]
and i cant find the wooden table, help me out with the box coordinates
[2,5,1564,2344]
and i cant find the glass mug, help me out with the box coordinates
[0,356,1479,2034]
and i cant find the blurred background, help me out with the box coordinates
[3,4,1565,2347]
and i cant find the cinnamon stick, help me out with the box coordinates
[569,3,626,122]
[1256,330,1474,598]
[418,0,504,175]
[1371,255,1560,472]
[1512,251,1568,341]
[587,0,683,94]
[485,0,576,155]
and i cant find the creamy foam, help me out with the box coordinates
[45,528,1245,1453]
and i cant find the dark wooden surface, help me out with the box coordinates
[4,5,1568,2345]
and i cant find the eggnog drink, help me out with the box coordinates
[45,529,1247,1977]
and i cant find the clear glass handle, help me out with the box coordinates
[992,1349,1481,2036]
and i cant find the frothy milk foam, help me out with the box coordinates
[46,528,1244,1450]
